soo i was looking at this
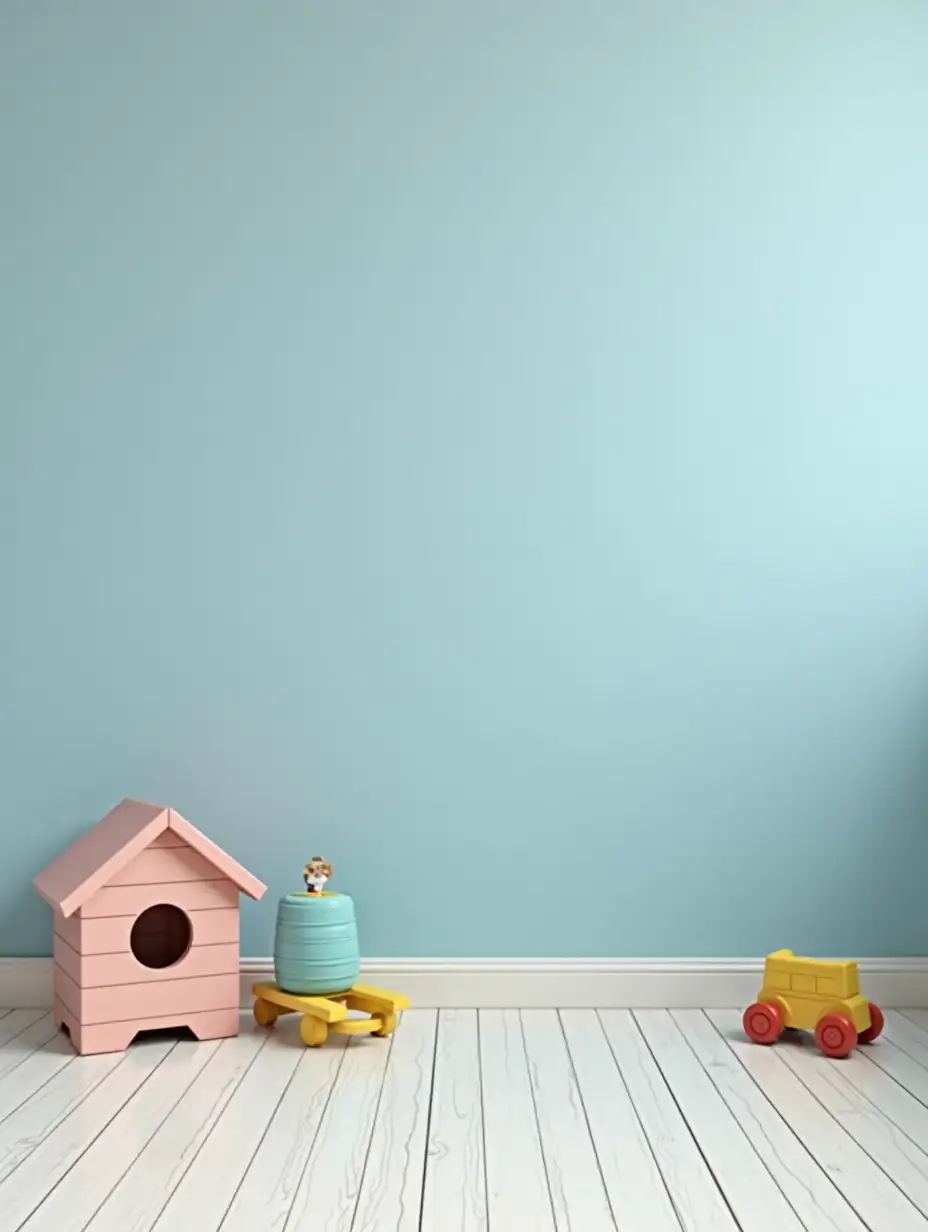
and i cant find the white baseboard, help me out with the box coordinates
[3,956,928,1010]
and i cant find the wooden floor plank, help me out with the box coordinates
[521,1009,615,1231]
[19,1038,220,1232]
[420,1008,487,1232]
[709,1010,928,1230]
[353,1009,438,1232]
[5,1002,928,1232]
[218,1034,347,1231]
[902,1011,928,1036]
[0,1017,60,1083]
[0,1038,175,1230]
[600,1010,737,1231]
[149,1027,304,1232]
[560,1010,680,1232]
[860,1040,928,1111]
[0,1048,123,1183]
[279,1035,393,1230]
[637,1010,802,1231]
[782,1033,928,1161]
[83,1026,267,1232]
[0,1034,77,1121]
[774,1034,928,1215]
[674,1010,867,1232]
[885,1012,928,1071]
[478,1010,555,1232]
[0,1011,48,1050]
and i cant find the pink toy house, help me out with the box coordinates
[33,798,266,1055]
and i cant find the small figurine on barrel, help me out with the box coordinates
[303,856,332,895]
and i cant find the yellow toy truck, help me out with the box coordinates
[743,949,883,1058]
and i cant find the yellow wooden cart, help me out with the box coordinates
[252,981,410,1047]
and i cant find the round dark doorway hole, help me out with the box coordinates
[130,904,192,969]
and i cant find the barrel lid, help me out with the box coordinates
[280,890,354,905]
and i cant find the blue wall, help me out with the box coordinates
[3,2,928,959]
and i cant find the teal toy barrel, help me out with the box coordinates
[273,892,360,995]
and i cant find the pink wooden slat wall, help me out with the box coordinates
[55,907,239,955]
[78,878,237,918]
[53,910,80,951]
[55,966,82,1017]
[54,935,239,989]
[105,845,222,886]
[148,831,187,848]
[55,1000,240,1053]
[55,967,239,1025]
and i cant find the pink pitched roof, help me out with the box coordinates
[33,797,267,918]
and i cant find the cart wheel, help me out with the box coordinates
[858,1002,884,1045]
[743,1001,783,1045]
[254,999,279,1027]
[300,1016,328,1047]
[815,1013,857,1058]
[373,1012,397,1039]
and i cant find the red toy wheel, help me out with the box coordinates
[743,1001,783,1045]
[815,1013,857,1058]
[858,1002,884,1045]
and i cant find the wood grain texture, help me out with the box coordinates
[520,1009,615,1231]
[901,1010,928,1036]
[561,1009,680,1232]
[709,1010,928,1231]
[218,1032,348,1231]
[773,1028,928,1215]
[420,1008,488,1232]
[19,1039,221,1232]
[479,1009,555,1232]
[858,1040,928,1115]
[0,1048,123,1182]
[6,1002,928,1231]
[674,1010,866,1232]
[0,1037,175,1230]
[353,1009,438,1232]
[149,1027,303,1232]
[636,1010,803,1231]
[0,1014,57,1079]
[283,1036,394,1230]
[600,1010,737,1231]
[0,1033,77,1122]
[84,1026,267,1232]
[885,1011,928,1070]
[0,1009,48,1050]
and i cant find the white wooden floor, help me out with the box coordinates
[3,1007,928,1230]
